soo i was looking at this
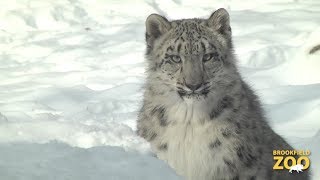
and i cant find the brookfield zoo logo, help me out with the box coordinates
[273,150,311,173]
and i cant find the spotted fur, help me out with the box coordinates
[137,8,310,180]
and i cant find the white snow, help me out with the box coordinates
[0,0,319,179]
[0,142,181,180]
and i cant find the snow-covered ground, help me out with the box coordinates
[0,0,319,179]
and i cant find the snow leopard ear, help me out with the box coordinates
[208,8,231,36]
[145,14,171,48]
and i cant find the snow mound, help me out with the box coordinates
[0,0,319,179]
[0,142,182,180]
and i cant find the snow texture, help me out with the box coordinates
[0,0,319,179]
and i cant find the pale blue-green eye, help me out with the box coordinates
[203,53,214,62]
[170,55,181,63]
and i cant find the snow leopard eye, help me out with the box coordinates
[169,55,181,63]
[202,53,214,62]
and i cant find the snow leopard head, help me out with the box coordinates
[145,8,239,101]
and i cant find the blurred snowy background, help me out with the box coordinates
[0,0,319,179]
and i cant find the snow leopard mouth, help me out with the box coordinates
[176,82,211,98]
[177,87,210,98]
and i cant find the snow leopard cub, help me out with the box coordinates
[137,8,309,180]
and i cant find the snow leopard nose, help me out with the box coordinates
[185,82,202,91]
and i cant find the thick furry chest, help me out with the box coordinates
[152,123,229,180]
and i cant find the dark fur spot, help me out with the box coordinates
[158,143,168,151]
[309,44,320,54]
[165,60,173,65]
[145,33,151,40]
[158,59,165,68]
[221,96,234,108]
[235,128,241,135]
[210,96,234,119]
[236,146,244,160]
[235,122,241,129]
[177,44,182,53]
[138,127,148,138]
[149,132,157,141]
[234,122,242,134]
[166,46,174,52]
[251,121,257,129]
[151,106,167,126]
[209,109,219,119]
[226,117,232,122]
[250,176,256,180]
[223,158,236,172]
[200,42,206,52]
[177,89,187,98]
[213,52,219,57]
[244,154,257,168]
[209,42,217,50]
[209,139,221,149]
[244,121,250,128]
[232,176,239,180]
[222,128,232,138]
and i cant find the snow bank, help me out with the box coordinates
[0,0,319,179]
[0,142,182,180]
